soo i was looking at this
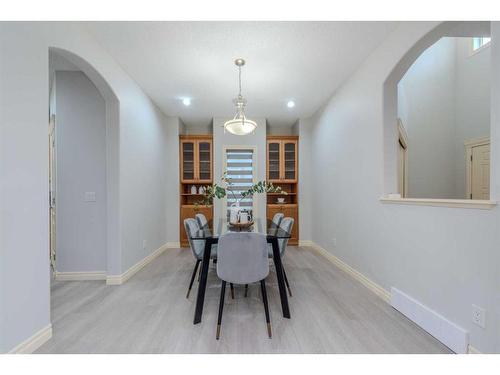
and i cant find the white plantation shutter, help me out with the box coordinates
[225,149,254,216]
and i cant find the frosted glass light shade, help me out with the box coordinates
[224,118,257,135]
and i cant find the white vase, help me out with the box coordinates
[191,185,197,195]
[229,202,240,224]
[198,186,205,195]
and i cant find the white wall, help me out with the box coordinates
[213,118,267,223]
[306,22,500,353]
[55,71,107,272]
[398,37,491,199]
[0,22,172,352]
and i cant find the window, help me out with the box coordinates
[225,148,255,216]
[472,37,491,52]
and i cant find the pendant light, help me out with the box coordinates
[224,58,257,135]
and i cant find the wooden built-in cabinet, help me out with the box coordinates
[266,137,298,183]
[266,136,299,245]
[179,135,213,247]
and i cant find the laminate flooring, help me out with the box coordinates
[36,246,452,354]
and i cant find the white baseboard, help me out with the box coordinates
[54,271,106,281]
[165,241,180,249]
[8,324,52,354]
[391,287,469,354]
[307,241,391,303]
[468,345,482,354]
[298,240,314,247]
[106,243,170,285]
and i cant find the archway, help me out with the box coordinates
[382,21,491,195]
[48,47,120,279]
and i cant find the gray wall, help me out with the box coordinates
[398,37,490,199]
[454,38,491,198]
[0,22,172,352]
[55,71,107,273]
[307,22,500,353]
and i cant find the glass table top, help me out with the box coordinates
[189,218,291,240]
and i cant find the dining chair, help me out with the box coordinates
[271,212,284,228]
[216,232,272,340]
[183,218,217,299]
[195,213,209,229]
[268,217,294,297]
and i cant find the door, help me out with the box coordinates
[49,115,56,271]
[471,143,490,199]
[180,140,196,183]
[282,141,297,182]
[267,140,281,181]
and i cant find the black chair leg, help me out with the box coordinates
[230,283,235,299]
[244,284,248,297]
[216,281,227,340]
[260,279,272,338]
[283,268,292,297]
[186,260,201,299]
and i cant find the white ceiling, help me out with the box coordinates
[85,21,398,127]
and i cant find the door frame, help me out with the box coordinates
[397,119,409,198]
[465,136,490,199]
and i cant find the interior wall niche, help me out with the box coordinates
[383,21,492,200]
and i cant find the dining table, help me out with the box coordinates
[189,217,292,324]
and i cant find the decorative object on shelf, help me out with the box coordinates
[223,58,257,136]
[191,185,197,195]
[198,186,205,195]
[197,172,286,209]
[277,197,285,203]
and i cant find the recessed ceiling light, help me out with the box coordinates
[182,98,191,106]
[287,100,295,108]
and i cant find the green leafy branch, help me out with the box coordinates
[195,171,287,208]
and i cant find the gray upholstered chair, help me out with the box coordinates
[268,217,294,297]
[183,218,217,298]
[216,232,272,340]
[271,212,284,228]
[195,213,209,229]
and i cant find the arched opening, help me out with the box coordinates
[48,47,120,280]
[383,22,491,198]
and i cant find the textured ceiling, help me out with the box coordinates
[85,21,398,127]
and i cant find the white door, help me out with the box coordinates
[471,143,490,200]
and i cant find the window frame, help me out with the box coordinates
[470,36,491,56]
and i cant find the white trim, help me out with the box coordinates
[468,345,482,354]
[106,243,170,285]
[380,197,496,210]
[306,241,391,303]
[391,287,469,354]
[8,324,52,354]
[465,137,490,200]
[54,271,106,281]
[165,241,180,249]
[298,240,314,247]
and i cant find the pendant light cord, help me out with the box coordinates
[238,65,242,97]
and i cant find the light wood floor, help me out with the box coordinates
[36,246,452,354]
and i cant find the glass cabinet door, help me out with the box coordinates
[181,140,195,182]
[283,141,297,181]
[198,140,212,182]
[267,141,281,181]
